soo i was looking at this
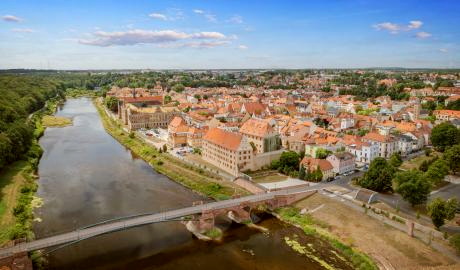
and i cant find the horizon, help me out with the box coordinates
[1,0,460,69]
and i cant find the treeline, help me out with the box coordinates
[0,75,64,170]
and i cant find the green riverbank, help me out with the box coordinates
[0,97,63,246]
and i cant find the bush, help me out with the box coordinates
[450,234,460,254]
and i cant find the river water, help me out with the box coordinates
[34,98,351,270]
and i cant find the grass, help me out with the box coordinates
[252,174,288,184]
[94,100,249,200]
[276,207,378,270]
[204,228,222,239]
[42,115,72,127]
[0,161,29,245]
[400,152,441,171]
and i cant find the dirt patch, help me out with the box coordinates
[295,193,457,270]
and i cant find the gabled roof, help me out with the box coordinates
[203,128,243,151]
[239,118,274,137]
[301,157,333,171]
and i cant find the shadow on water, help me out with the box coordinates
[34,98,352,270]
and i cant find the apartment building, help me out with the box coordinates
[202,128,254,177]
[362,132,397,159]
[239,118,281,154]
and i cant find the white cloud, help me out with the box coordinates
[416,31,432,39]
[204,14,217,22]
[11,28,35,33]
[373,20,425,34]
[193,9,204,14]
[228,15,243,24]
[408,20,423,29]
[237,45,248,50]
[2,15,22,22]
[79,29,228,47]
[149,13,168,20]
[439,48,448,53]
[373,22,401,33]
[183,41,230,48]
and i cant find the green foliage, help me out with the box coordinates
[430,122,460,152]
[171,83,185,93]
[444,144,460,173]
[393,170,431,206]
[449,234,460,254]
[446,99,460,110]
[427,198,458,229]
[0,75,64,170]
[129,132,135,139]
[104,96,118,112]
[357,158,394,192]
[305,166,323,182]
[315,148,332,159]
[424,159,449,185]
[164,95,172,104]
[275,151,300,175]
[388,152,403,168]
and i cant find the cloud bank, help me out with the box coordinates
[79,29,228,47]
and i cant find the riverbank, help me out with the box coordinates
[0,97,64,247]
[94,99,249,200]
[292,193,458,270]
[274,206,378,270]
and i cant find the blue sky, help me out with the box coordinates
[1,0,459,69]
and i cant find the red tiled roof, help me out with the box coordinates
[203,128,242,151]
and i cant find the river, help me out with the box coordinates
[34,98,352,270]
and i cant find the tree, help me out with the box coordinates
[425,159,449,185]
[389,152,403,168]
[444,144,460,174]
[299,166,306,180]
[162,144,168,153]
[450,234,460,254]
[277,151,300,175]
[357,158,394,192]
[171,83,185,93]
[431,123,460,152]
[393,170,431,206]
[104,96,118,112]
[427,198,458,229]
[315,148,332,159]
[163,95,172,104]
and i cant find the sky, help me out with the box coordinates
[1,0,459,69]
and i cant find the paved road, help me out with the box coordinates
[0,185,322,259]
[330,168,460,233]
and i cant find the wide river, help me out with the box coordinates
[34,98,351,270]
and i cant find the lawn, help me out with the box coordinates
[400,152,441,171]
[42,115,72,127]
[253,173,288,183]
[0,161,28,245]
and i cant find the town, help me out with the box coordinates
[1,1,460,269]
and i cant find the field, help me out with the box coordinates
[294,193,457,270]
[41,115,72,127]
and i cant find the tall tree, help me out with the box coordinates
[431,123,460,152]
[427,198,458,229]
[444,144,460,174]
[389,152,403,168]
[358,157,394,192]
[393,170,431,206]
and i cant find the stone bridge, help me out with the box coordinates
[0,185,320,261]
